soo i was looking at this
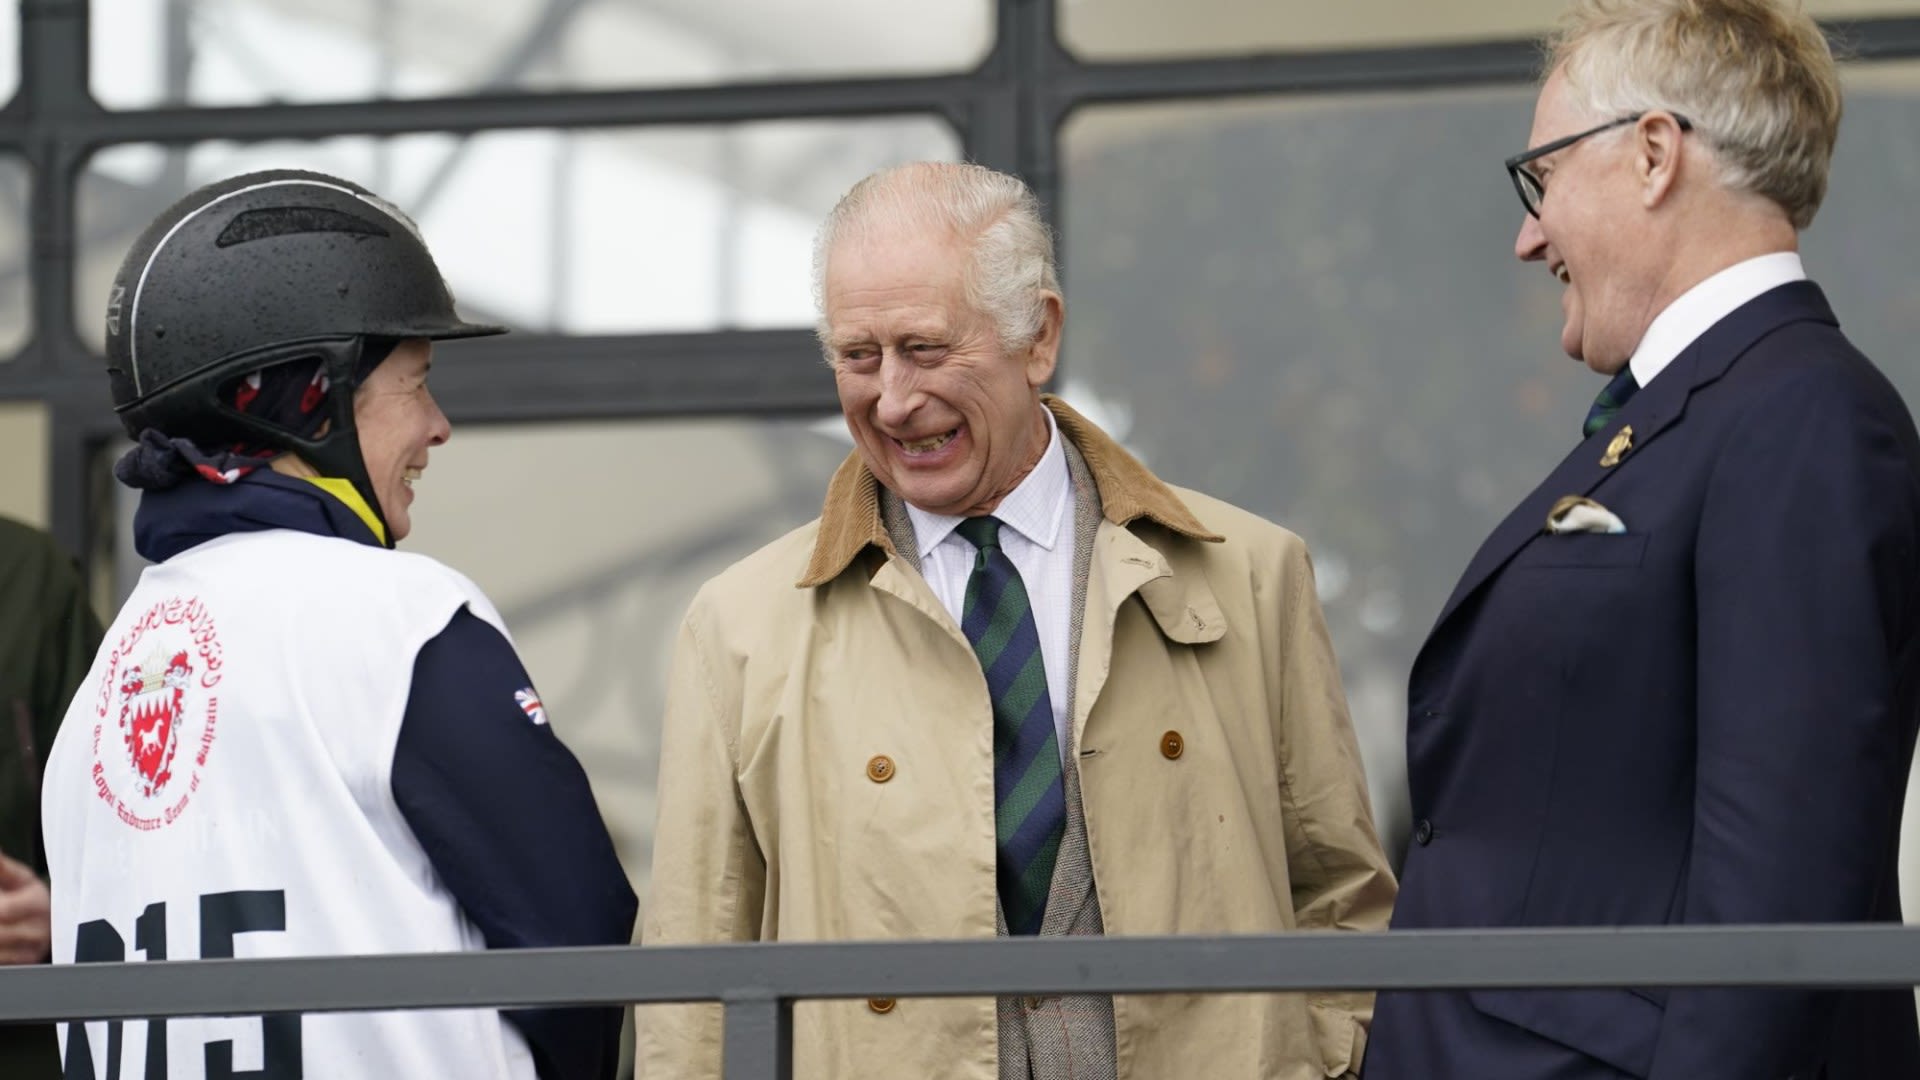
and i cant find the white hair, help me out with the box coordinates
[1549,0,1842,229]
[812,161,1060,352]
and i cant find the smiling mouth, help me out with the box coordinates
[1551,262,1571,284]
[895,429,958,455]
[402,466,423,488]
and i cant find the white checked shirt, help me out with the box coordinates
[907,408,1074,761]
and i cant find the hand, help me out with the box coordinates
[0,851,51,964]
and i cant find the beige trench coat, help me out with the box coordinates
[640,398,1396,1079]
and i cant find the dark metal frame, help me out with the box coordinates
[7,925,1920,1080]
[5,1,1920,564]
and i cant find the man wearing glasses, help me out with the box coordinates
[1365,2,1920,1078]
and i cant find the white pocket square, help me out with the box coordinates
[1545,495,1626,535]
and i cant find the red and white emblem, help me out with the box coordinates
[118,649,192,796]
[91,596,225,832]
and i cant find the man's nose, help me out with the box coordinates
[874,354,921,427]
[1515,212,1548,263]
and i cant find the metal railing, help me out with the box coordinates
[6,925,1920,1078]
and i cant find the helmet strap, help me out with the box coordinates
[204,336,396,548]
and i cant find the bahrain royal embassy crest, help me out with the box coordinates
[91,596,224,832]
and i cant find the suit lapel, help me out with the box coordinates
[1427,359,1690,633]
[1425,280,1838,639]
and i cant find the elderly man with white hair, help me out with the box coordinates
[1366,2,1920,1078]
[639,161,1396,1080]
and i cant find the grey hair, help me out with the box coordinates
[812,161,1060,353]
[1548,0,1842,229]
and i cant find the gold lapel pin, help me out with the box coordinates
[1600,425,1634,468]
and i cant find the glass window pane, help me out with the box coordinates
[74,119,960,349]
[1063,85,1598,853]
[1059,0,1920,60]
[404,416,847,901]
[0,156,27,360]
[0,402,47,528]
[0,3,16,105]
[90,0,992,109]
[1807,62,1920,413]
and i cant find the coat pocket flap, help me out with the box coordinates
[1136,575,1227,645]
[1468,986,1663,1078]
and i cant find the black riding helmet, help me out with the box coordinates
[105,168,503,544]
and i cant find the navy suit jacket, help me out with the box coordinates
[1365,282,1920,1080]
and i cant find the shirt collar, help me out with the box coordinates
[798,396,1221,588]
[1628,251,1807,388]
[905,405,1069,559]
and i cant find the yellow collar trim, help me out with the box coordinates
[301,476,388,546]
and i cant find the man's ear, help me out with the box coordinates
[1637,111,1688,209]
[1025,291,1064,388]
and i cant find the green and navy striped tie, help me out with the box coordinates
[955,515,1065,936]
[1582,367,1641,438]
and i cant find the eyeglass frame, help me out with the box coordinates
[1504,111,1695,218]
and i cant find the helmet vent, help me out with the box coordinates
[215,206,389,248]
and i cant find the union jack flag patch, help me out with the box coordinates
[514,687,548,726]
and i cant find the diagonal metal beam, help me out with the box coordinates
[405,0,599,217]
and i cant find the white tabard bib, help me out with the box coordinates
[43,529,538,1080]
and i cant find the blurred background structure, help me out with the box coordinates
[4,0,1920,1058]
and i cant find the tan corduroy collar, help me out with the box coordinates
[797,395,1222,588]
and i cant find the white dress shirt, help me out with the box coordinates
[907,408,1073,761]
[1628,251,1807,388]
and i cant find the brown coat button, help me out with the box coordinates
[866,755,895,783]
[1160,731,1184,760]
[868,997,896,1014]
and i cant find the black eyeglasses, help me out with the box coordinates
[1504,112,1694,218]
